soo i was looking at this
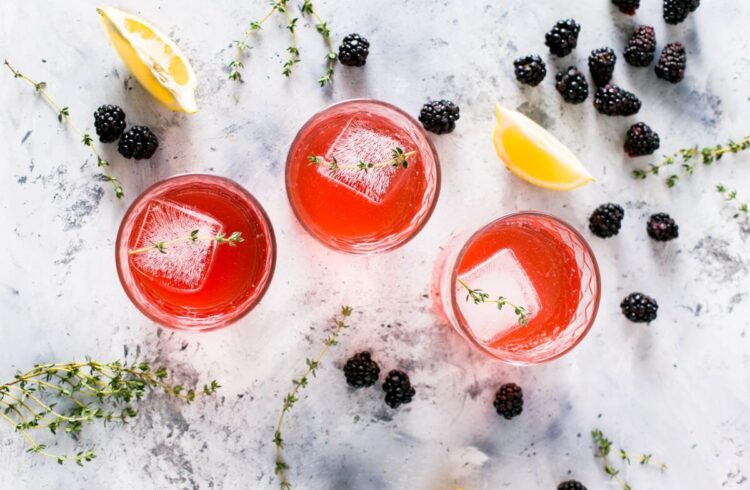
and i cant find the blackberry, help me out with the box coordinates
[419,99,460,134]
[624,122,660,157]
[343,352,380,388]
[338,33,370,67]
[589,203,624,238]
[647,212,679,241]
[664,0,698,24]
[612,0,640,15]
[93,104,126,143]
[655,43,686,83]
[117,126,159,160]
[382,370,416,409]
[555,67,589,104]
[623,26,656,67]
[545,19,581,57]
[593,84,641,116]
[513,55,547,86]
[588,47,616,86]
[558,481,588,490]
[493,383,523,420]
[620,292,658,323]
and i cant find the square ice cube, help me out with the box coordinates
[318,116,411,204]
[456,249,540,343]
[131,199,223,291]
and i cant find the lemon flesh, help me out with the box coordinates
[493,104,593,190]
[97,7,198,113]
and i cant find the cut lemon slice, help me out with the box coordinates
[97,6,198,113]
[493,104,593,190]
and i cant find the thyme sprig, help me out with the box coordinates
[128,230,244,256]
[716,184,749,218]
[0,359,219,465]
[274,306,353,489]
[592,429,667,490]
[300,0,336,86]
[4,59,124,199]
[308,148,415,173]
[457,278,529,326]
[633,135,750,187]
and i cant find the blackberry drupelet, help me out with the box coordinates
[612,0,640,15]
[623,26,656,67]
[555,67,589,104]
[338,33,370,67]
[513,55,547,86]
[382,370,416,409]
[620,292,658,323]
[545,19,581,57]
[655,43,686,83]
[419,99,460,134]
[624,122,660,157]
[664,0,697,24]
[343,352,380,388]
[558,481,588,490]
[588,47,616,86]
[647,212,679,241]
[493,383,523,420]
[589,203,625,238]
[93,104,126,143]
[117,126,159,160]
[593,84,641,116]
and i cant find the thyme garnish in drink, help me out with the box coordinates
[128,230,244,256]
[457,278,529,326]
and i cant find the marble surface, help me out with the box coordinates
[1,1,749,488]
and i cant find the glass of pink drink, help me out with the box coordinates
[434,212,600,364]
[116,174,276,331]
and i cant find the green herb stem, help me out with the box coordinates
[301,0,336,86]
[229,2,281,81]
[716,184,749,217]
[308,148,416,172]
[128,230,244,256]
[592,428,667,490]
[3,59,124,199]
[456,278,529,326]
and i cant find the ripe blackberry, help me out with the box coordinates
[382,370,416,409]
[612,0,640,15]
[588,47,616,86]
[624,122,660,157]
[647,212,679,241]
[664,0,698,24]
[545,19,581,57]
[555,67,589,104]
[589,203,624,238]
[558,481,588,490]
[623,26,656,67]
[117,126,159,160]
[93,104,126,143]
[513,55,547,86]
[593,84,641,116]
[419,99,460,135]
[620,292,658,323]
[493,383,523,420]
[338,33,370,67]
[655,43,686,83]
[343,352,380,388]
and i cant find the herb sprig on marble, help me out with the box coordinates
[592,428,667,490]
[3,60,125,199]
[632,135,750,187]
[0,359,219,465]
[457,278,529,326]
[274,306,353,489]
[307,147,415,173]
[128,230,244,256]
[716,184,749,218]
[229,0,336,86]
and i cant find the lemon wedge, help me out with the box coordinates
[97,6,198,113]
[493,104,593,190]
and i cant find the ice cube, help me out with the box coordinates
[131,199,223,291]
[318,116,411,204]
[456,249,540,343]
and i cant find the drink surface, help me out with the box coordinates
[286,100,439,253]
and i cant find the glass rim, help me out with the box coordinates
[284,98,441,254]
[448,211,601,364]
[115,173,277,332]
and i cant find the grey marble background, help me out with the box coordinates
[1,0,749,488]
